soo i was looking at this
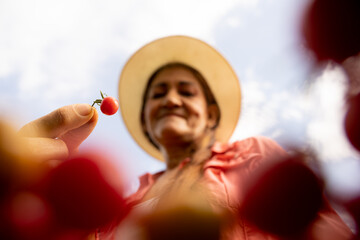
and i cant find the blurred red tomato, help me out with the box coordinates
[51,230,90,240]
[2,192,53,240]
[302,0,360,63]
[344,196,360,238]
[344,93,360,152]
[239,154,323,237]
[43,153,128,231]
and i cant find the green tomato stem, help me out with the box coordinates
[91,99,103,107]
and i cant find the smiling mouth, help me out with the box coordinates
[158,112,186,119]
[161,114,184,118]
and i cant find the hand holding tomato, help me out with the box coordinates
[18,104,98,162]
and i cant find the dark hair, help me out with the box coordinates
[140,62,221,149]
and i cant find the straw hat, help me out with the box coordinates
[118,35,241,161]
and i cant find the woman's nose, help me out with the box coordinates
[162,89,181,108]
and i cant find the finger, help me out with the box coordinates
[60,109,99,153]
[19,104,94,138]
[23,137,69,162]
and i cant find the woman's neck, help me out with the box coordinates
[159,141,199,169]
[157,130,215,170]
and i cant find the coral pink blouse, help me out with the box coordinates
[100,136,353,240]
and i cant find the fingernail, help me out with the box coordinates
[75,104,92,116]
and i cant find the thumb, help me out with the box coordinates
[59,108,98,153]
[19,104,95,138]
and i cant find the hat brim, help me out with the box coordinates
[118,35,241,161]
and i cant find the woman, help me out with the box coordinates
[18,36,352,239]
[113,36,353,239]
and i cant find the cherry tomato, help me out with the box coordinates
[43,153,128,231]
[100,96,119,115]
[92,91,119,116]
[343,196,360,239]
[240,154,323,237]
[4,192,53,239]
[344,93,360,152]
[302,0,360,63]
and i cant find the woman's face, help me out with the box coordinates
[143,66,215,147]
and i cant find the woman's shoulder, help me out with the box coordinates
[237,136,287,154]
[206,136,289,169]
[212,136,287,156]
[234,135,282,147]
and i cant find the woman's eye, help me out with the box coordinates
[151,92,166,99]
[179,90,195,97]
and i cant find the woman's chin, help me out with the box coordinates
[154,126,191,145]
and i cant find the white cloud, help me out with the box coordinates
[305,64,359,161]
[323,159,360,198]
[231,65,308,142]
[115,0,259,51]
[226,16,243,28]
[232,66,277,140]
[0,0,259,110]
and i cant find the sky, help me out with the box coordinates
[1,0,359,197]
